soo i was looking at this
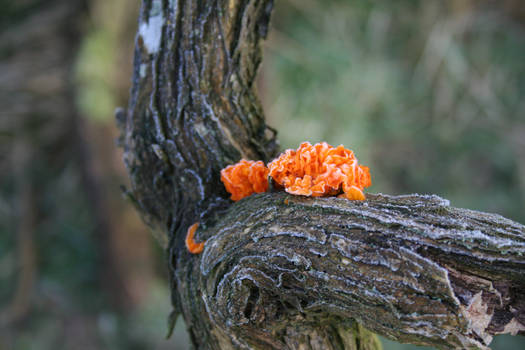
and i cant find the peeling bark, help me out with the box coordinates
[121,1,525,349]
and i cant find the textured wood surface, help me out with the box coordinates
[121,1,525,349]
[198,192,524,349]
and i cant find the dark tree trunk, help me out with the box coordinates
[121,0,525,349]
[0,0,136,321]
[0,1,90,327]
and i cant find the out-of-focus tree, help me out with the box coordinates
[0,0,175,348]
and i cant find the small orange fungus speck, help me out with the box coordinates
[268,142,371,200]
[185,222,204,254]
[220,159,269,201]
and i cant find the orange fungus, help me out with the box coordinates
[268,142,371,200]
[220,159,269,201]
[185,222,205,254]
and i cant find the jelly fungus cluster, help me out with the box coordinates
[221,142,371,201]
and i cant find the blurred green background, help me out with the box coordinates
[1,0,524,349]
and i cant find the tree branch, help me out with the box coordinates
[122,0,277,242]
[198,192,524,349]
[121,1,525,349]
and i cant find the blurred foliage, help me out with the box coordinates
[76,29,118,122]
[75,0,137,123]
[1,0,524,349]
[0,0,45,31]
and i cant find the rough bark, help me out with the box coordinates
[198,192,525,349]
[121,0,525,349]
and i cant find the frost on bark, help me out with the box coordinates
[120,0,525,349]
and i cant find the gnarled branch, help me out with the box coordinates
[121,0,525,349]
[199,192,525,349]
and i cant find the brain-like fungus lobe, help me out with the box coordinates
[268,142,371,200]
[220,160,269,201]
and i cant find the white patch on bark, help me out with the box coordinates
[139,1,163,54]
[462,291,493,345]
[500,318,525,336]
